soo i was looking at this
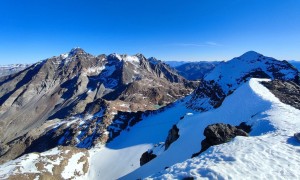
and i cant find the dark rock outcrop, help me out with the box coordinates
[294,133,300,142]
[186,80,226,111]
[261,80,300,110]
[192,123,249,157]
[236,122,252,133]
[165,125,180,150]
[140,150,157,166]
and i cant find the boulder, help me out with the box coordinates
[140,150,157,166]
[192,123,249,157]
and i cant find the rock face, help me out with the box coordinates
[0,48,197,164]
[186,80,225,111]
[175,61,220,80]
[165,125,180,150]
[140,150,157,166]
[192,123,249,157]
[188,51,299,111]
[261,80,300,110]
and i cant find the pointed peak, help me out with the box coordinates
[108,53,122,60]
[148,57,161,65]
[135,53,145,58]
[69,47,86,56]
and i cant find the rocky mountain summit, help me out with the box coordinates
[0,48,197,164]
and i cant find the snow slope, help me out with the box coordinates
[87,97,196,179]
[146,78,300,179]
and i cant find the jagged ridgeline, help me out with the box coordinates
[0,48,198,164]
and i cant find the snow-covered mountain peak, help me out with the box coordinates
[188,51,299,111]
[238,50,262,60]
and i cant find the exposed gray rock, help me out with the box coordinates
[186,80,226,111]
[165,125,180,150]
[261,80,300,110]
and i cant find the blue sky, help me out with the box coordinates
[0,0,300,64]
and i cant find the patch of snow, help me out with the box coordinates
[61,152,86,179]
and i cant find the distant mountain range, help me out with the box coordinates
[289,60,300,71]
[0,50,300,179]
[0,64,31,77]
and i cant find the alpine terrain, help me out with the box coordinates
[0,50,300,180]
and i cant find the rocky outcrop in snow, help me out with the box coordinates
[165,125,180,150]
[192,123,249,157]
[140,150,157,166]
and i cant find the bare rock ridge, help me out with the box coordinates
[261,80,300,110]
[187,51,299,111]
[0,48,198,164]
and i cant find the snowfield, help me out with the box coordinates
[88,97,196,180]
[1,78,300,180]
[146,78,300,179]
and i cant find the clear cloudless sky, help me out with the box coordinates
[0,0,300,64]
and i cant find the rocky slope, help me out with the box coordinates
[0,48,197,164]
[187,51,299,111]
